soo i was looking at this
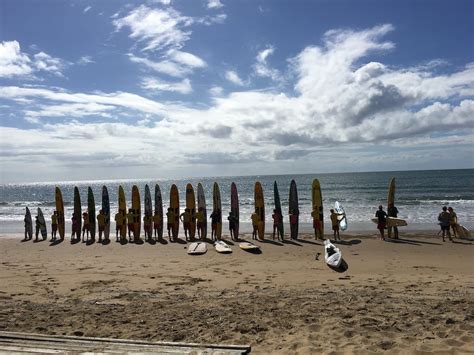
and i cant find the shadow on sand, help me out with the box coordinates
[260,239,283,246]
[298,239,322,246]
[157,238,168,245]
[282,239,302,246]
[49,238,64,246]
[333,239,361,246]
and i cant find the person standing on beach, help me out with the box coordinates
[311,207,323,240]
[330,209,341,241]
[228,211,238,241]
[34,216,41,241]
[272,209,282,241]
[82,211,90,242]
[180,208,191,241]
[51,211,58,241]
[448,207,457,238]
[210,209,220,241]
[114,211,123,241]
[387,203,399,239]
[126,209,134,242]
[153,210,163,240]
[196,207,205,240]
[251,212,260,240]
[438,206,452,242]
[143,213,152,241]
[97,209,106,243]
[375,205,387,240]
[166,208,175,241]
[23,212,30,241]
[71,212,78,241]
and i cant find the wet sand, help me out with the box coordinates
[0,231,473,353]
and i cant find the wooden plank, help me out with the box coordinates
[0,331,251,354]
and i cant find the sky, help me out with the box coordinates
[0,0,473,183]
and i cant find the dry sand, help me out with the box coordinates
[0,231,473,354]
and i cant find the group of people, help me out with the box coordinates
[437,206,458,241]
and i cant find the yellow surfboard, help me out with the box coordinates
[170,184,180,241]
[254,181,265,240]
[118,185,127,240]
[186,183,196,241]
[55,187,65,240]
[311,179,324,239]
[131,185,141,242]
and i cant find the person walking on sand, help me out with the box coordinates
[387,203,399,239]
[448,207,457,238]
[97,209,106,243]
[82,211,90,242]
[153,210,163,241]
[114,211,123,242]
[196,207,205,240]
[375,205,387,240]
[272,209,282,241]
[126,209,134,242]
[180,208,191,241]
[251,212,260,240]
[438,206,452,242]
[166,208,175,241]
[51,211,58,241]
[330,209,342,241]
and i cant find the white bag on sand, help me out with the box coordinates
[324,239,342,268]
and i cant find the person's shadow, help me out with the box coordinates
[260,239,283,246]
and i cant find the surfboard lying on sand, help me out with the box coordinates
[25,207,33,239]
[55,187,65,240]
[37,208,47,239]
[324,239,342,268]
[215,240,232,253]
[187,242,207,255]
[371,217,408,227]
[335,201,347,231]
[239,241,260,251]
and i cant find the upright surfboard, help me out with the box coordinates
[25,207,33,239]
[55,187,65,240]
[212,182,222,240]
[154,184,163,239]
[197,183,207,239]
[274,181,284,239]
[186,184,196,241]
[118,185,127,240]
[102,186,110,241]
[230,182,239,239]
[144,185,152,239]
[88,187,96,240]
[37,207,47,239]
[74,186,82,238]
[387,177,396,238]
[311,179,324,238]
[254,181,265,240]
[289,180,299,239]
[170,184,180,241]
[131,185,141,241]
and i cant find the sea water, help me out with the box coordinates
[0,169,473,235]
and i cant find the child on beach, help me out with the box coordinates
[448,207,457,238]
[51,211,58,241]
[375,205,387,240]
[126,209,134,242]
[330,209,341,241]
[153,211,163,240]
[196,207,205,240]
[272,209,282,241]
[251,212,260,240]
[97,209,105,243]
[387,203,399,239]
[180,208,191,241]
[82,211,89,242]
[166,208,175,241]
[438,206,452,242]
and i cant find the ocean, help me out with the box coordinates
[1,169,473,235]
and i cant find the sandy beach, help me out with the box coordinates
[0,231,473,354]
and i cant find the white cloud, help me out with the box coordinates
[83,6,91,14]
[209,86,224,96]
[253,46,281,81]
[225,70,245,86]
[33,52,66,76]
[128,54,197,77]
[152,0,172,5]
[207,0,224,9]
[141,77,192,94]
[77,56,94,65]
[167,50,206,68]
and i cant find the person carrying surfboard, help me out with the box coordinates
[153,211,163,240]
[97,209,106,243]
[50,211,58,241]
[272,209,282,241]
[82,211,90,242]
[330,209,344,241]
[438,206,452,242]
[196,207,205,240]
[126,209,134,242]
[387,203,399,239]
[166,208,175,241]
[448,207,457,238]
[251,212,260,240]
[375,205,387,240]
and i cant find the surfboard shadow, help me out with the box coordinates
[394,238,441,246]
[282,239,302,246]
[70,238,81,245]
[260,239,283,246]
[49,239,64,246]
[333,239,361,246]
[327,259,349,273]
[173,238,187,245]
[20,239,30,243]
[298,239,322,246]
[242,248,262,255]
[452,240,473,245]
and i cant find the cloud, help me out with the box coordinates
[141,77,192,94]
[225,70,245,86]
[209,86,223,96]
[167,49,206,68]
[77,56,94,65]
[83,6,91,14]
[33,52,66,76]
[207,0,224,9]
[253,46,281,81]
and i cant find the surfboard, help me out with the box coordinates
[335,201,347,231]
[254,181,265,240]
[387,177,396,238]
[197,183,207,239]
[324,239,342,268]
[118,185,127,240]
[230,182,239,239]
[131,185,141,241]
[170,184,180,241]
[311,179,324,238]
[213,182,222,240]
[154,184,163,240]
[186,183,196,241]
[102,186,110,241]
[273,181,284,239]
[25,207,33,239]
[454,224,471,238]
[37,207,47,239]
[88,187,96,240]
[55,187,65,240]
[74,186,82,238]
[187,241,207,255]
[239,241,260,251]
[215,240,232,253]
[289,180,298,239]
[144,184,152,239]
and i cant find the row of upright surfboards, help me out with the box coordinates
[25,179,325,242]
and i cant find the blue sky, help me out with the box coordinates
[0,0,473,183]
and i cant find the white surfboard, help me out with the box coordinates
[334,201,347,231]
[454,224,471,238]
[215,240,232,253]
[187,242,207,255]
[239,241,260,251]
[324,239,342,268]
